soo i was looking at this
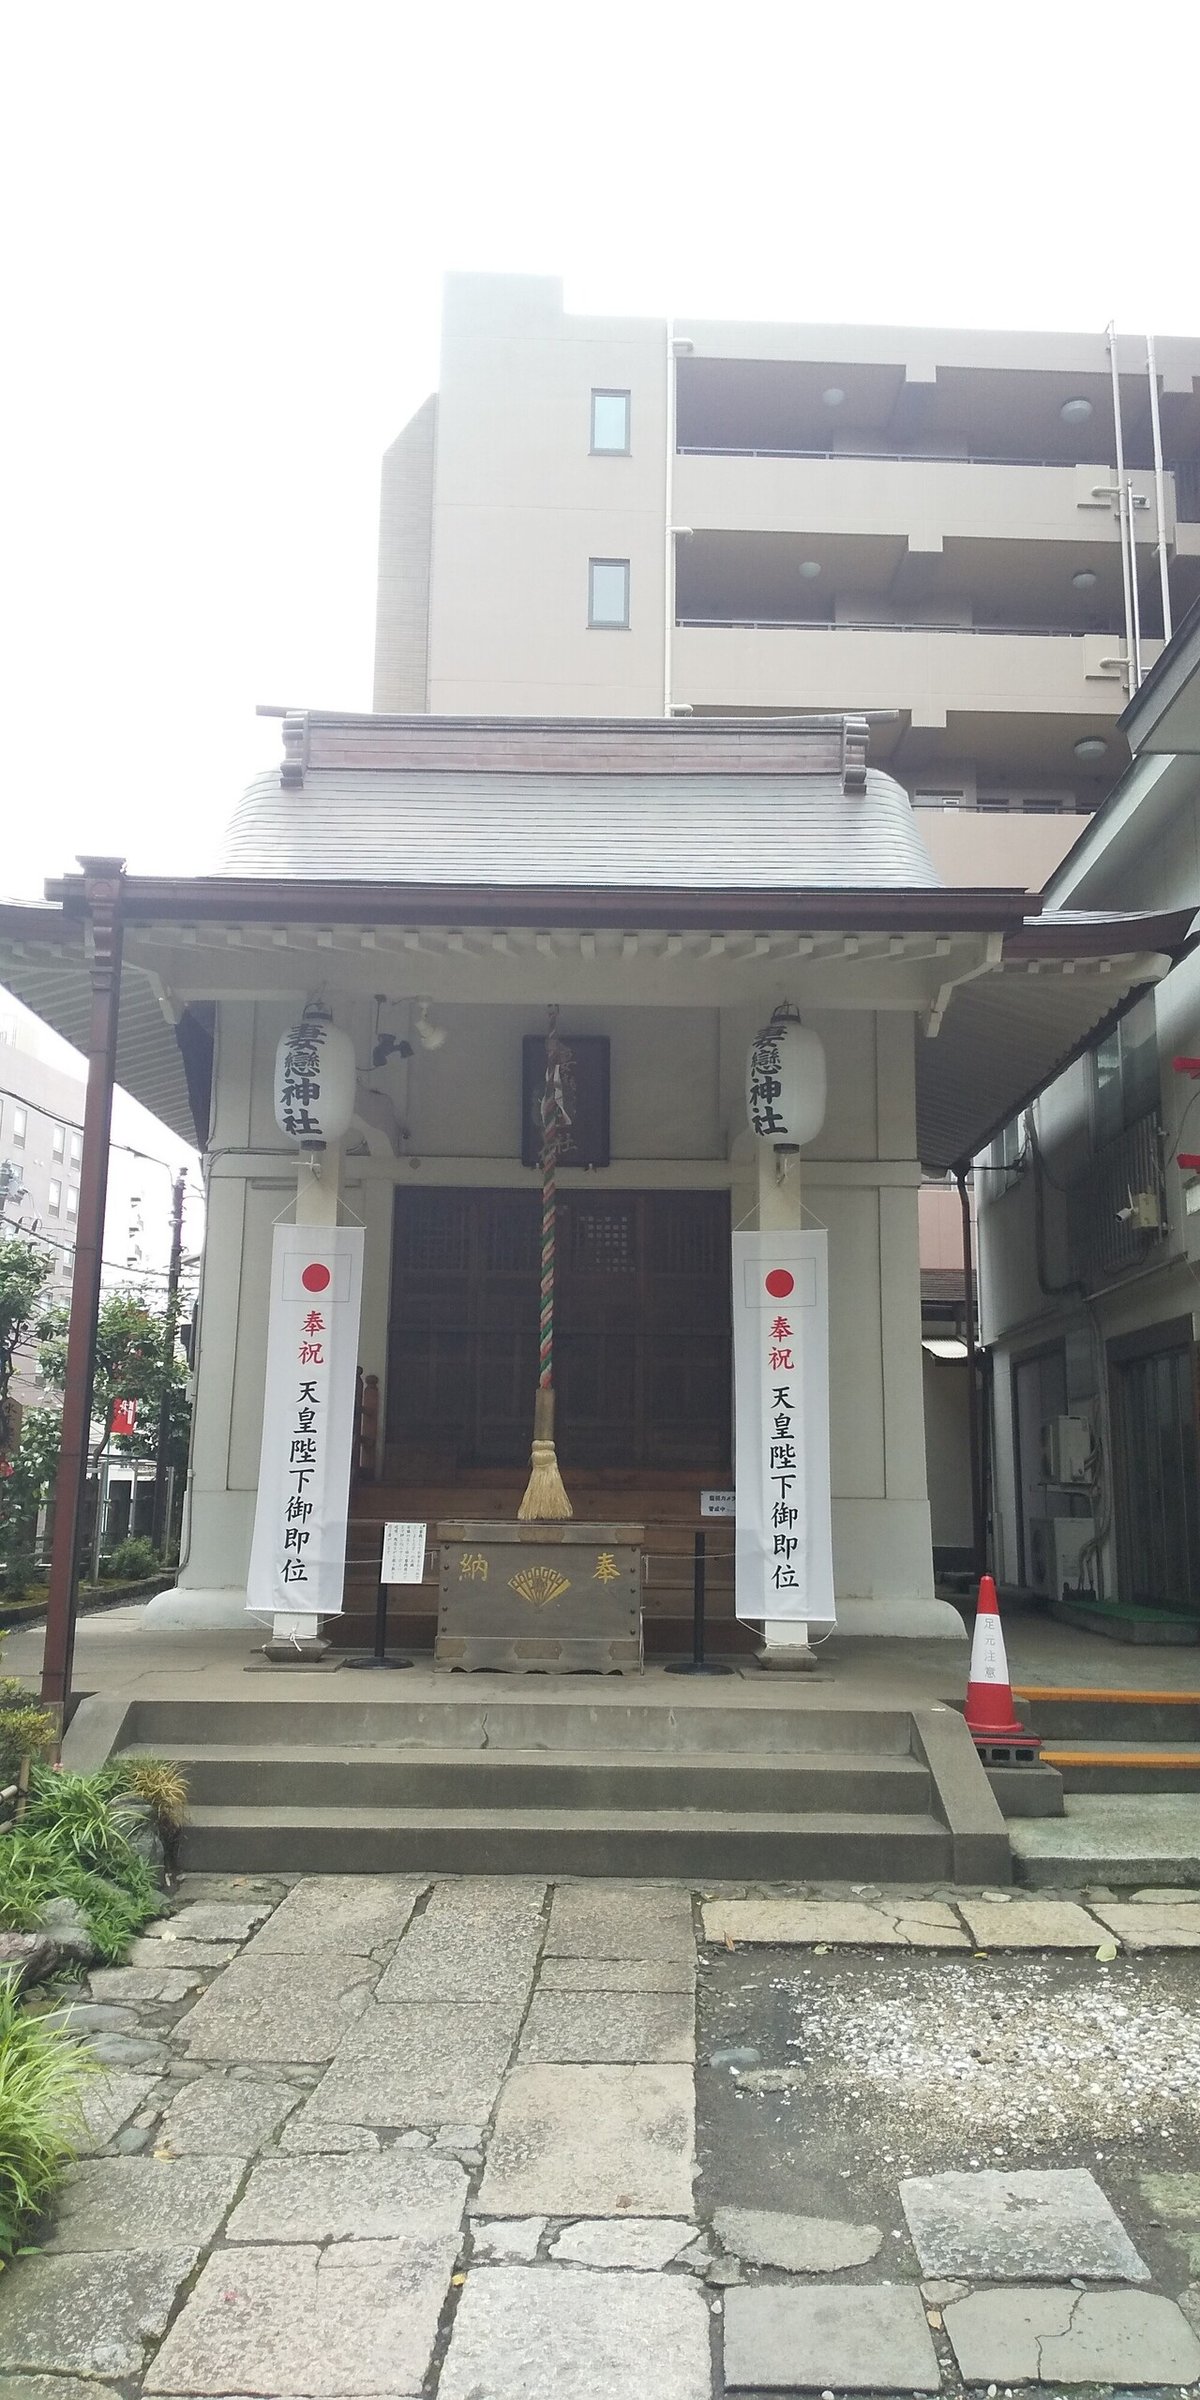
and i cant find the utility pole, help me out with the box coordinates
[151,1171,185,1555]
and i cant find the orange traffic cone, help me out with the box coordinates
[964,1575,1039,1758]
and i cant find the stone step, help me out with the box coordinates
[123,1693,916,1759]
[138,1741,930,1814]
[180,1802,956,1879]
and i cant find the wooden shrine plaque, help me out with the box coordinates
[436,1520,643,1674]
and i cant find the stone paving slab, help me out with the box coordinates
[1092,1902,1200,1949]
[87,1965,208,2004]
[472,2216,546,2260]
[44,2154,244,2252]
[164,1900,275,1942]
[722,2281,940,2391]
[957,1899,1109,1949]
[548,2216,697,2267]
[545,1883,694,1959]
[944,2284,1200,2384]
[303,2001,518,2129]
[476,2063,695,2217]
[145,2238,458,2396]
[75,2066,162,2155]
[0,2380,122,2400]
[519,1987,694,2063]
[244,1874,426,1955]
[375,1919,541,2007]
[226,2149,468,2242]
[701,1898,968,1947]
[130,1936,239,1969]
[0,2248,199,2380]
[181,1953,379,2062]
[437,2263,711,2400]
[537,1952,695,1991]
[901,2166,1149,2281]
[155,2072,301,2155]
[714,2205,883,2271]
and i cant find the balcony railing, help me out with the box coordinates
[1066,1111,1166,1286]
[676,616,1117,638]
[677,442,1133,470]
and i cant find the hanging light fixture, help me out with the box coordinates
[747,1005,827,1154]
[273,1003,358,1148]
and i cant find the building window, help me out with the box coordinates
[52,1125,65,1159]
[1092,993,1158,1146]
[590,389,630,455]
[588,558,630,629]
[48,1179,62,1215]
[68,1132,82,1170]
[65,1185,78,1221]
[11,1107,26,1149]
[912,791,965,810]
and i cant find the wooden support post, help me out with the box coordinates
[41,858,125,1718]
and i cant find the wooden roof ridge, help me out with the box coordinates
[270,709,882,791]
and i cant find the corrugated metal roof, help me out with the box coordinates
[220,766,944,892]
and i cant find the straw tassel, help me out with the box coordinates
[518,1006,573,1521]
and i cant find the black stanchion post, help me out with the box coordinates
[666,1524,733,1676]
[345,1532,414,1671]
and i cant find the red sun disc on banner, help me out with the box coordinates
[764,1268,795,1299]
[301,1263,331,1293]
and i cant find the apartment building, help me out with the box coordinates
[0,992,197,1416]
[374,273,1200,894]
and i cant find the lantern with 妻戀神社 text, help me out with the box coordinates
[273,1005,358,1149]
[746,1005,827,1152]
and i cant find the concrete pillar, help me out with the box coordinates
[270,1144,342,1650]
[757,1145,815,1669]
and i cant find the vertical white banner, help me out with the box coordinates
[732,1231,835,1624]
[246,1225,365,1617]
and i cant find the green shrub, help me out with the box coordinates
[0,1554,39,1602]
[106,1537,159,1582]
[0,1967,96,2257]
[109,1754,188,1836]
[0,1707,56,1783]
[0,1774,166,1964]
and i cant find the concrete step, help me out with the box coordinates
[180,1802,956,1879]
[1038,1740,1200,1794]
[138,1741,930,1814]
[1015,1687,1200,1745]
[122,1694,916,1759]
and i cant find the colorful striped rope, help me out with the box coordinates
[538,1007,573,1391]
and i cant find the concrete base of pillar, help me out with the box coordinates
[143,1584,250,1630]
[260,1635,333,1665]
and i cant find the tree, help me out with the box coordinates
[0,1237,52,1463]
[37,1290,189,1473]
[0,1406,61,1562]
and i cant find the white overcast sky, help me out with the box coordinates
[2,0,1197,905]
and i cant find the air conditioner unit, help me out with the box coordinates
[1028,1515,1096,1599]
[1039,1413,1093,1486]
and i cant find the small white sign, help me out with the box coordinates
[701,1489,736,1519]
[381,1521,428,1585]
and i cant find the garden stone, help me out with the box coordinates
[88,1965,206,2004]
[156,2072,300,2155]
[130,1936,236,1969]
[0,2248,198,2380]
[145,2238,459,2396]
[45,2153,244,2251]
[89,2032,171,2069]
[114,2123,152,2154]
[109,1796,168,1884]
[35,1897,97,1969]
[76,2068,162,2154]
[714,2206,884,2272]
[226,2149,468,2242]
[944,2286,1200,2384]
[40,2001,141,2033]
[0,1930,58,1989]
[438,2263,711,2400]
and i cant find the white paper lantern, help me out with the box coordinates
[747,1008,826,1152]
[274,1008,358,1147]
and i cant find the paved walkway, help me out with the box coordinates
[1,1876,1200,2394]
